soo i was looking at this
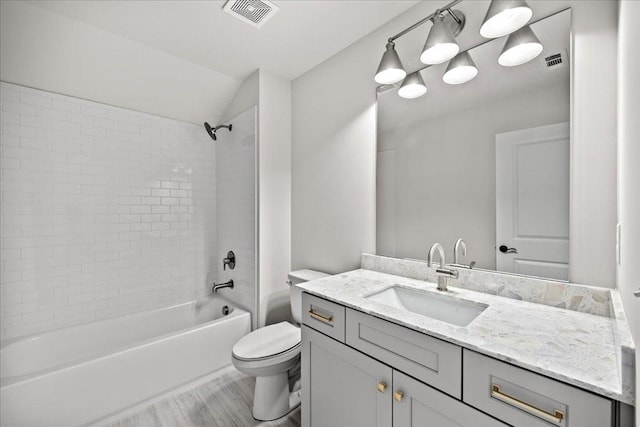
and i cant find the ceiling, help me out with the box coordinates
[28,0,419,83]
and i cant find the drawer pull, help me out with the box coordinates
[308,310,333,324]
[377,382,387,393]
[394,391,404,402]
[491,384,564,424]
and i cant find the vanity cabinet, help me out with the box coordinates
[301,292,623,427]
[302,325,392,427]
[302,325,505,427]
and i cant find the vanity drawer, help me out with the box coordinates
[463,349,613,427]
[302,293,346,343]
[346,308,462,398]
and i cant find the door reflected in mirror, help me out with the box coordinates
[376,9,570,281]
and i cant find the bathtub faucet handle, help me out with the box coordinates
[212,279,234,293]
[223,251,236,270]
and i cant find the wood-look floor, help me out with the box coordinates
[105,368,301,427]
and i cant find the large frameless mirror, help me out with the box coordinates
[376,8,570,281]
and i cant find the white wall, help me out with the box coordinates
[292,1,618,287]
[220,69,292,327]
[617,0,640,417]
[378,81,569,269]
[0,1,240,126]
[222,71,259,124]
[291,43,377,274]
[0,82,216,342]
[568,1,618,288]
[258,70,292,326]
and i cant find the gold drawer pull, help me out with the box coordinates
[308,310,333,324]
[491,384,564,424]
[377,382,387,393]
[393,391,404,402]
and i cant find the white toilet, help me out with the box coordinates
[231,269,329,421]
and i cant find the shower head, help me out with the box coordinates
[203,122,233,141]
[204,122,217,141]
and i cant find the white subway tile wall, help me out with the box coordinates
[215,107,256,325]
[0,82,218,342]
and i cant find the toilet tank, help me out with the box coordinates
[288,269,330,324]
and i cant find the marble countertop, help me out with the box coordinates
[299,268,635,405]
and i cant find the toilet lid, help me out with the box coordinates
[232,321,301,360]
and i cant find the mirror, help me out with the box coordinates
[376,9,571,281]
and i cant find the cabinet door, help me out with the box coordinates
[302,325,392,427]
[393,371,508,427]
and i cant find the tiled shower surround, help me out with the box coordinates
[215,107,256,323]
[0,82,218,341]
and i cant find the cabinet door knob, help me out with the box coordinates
[393,391,404,402]
[377,382,387,393]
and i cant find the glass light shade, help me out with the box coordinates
[443,51,478,85]
[480,0,533,38]
[375,41,407,84]
[498,25,543,67]
[398,72,427,99]
[420,15,459,65]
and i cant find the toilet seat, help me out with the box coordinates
[232,322,301,361]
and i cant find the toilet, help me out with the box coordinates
[231,269,329,421]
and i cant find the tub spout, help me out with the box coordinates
[212,279,234,293]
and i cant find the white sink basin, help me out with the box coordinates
[365,286,487,327]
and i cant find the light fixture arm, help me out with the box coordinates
[388,0,463,43]
[445,8,463,25]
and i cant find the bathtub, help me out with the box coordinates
[0,297,251,427]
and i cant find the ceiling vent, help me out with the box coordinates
[222,0,279,29]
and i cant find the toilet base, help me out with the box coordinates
[252,373,301,421]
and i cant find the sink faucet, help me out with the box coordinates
[427,243,458,292]
[212,279,234,293]
[451,238,476,269]
[453,238,466,264]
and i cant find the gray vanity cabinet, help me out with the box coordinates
[393,371,507,427]
[302,325,392,427]
[301,293,623,427]
[301,324,505,427]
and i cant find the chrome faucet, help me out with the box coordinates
[212,279,234,293]
[427,243,458,292]
[428,243,446,268]
[451,238,476,269]
[453,238,466,264]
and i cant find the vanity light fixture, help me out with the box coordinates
[374,41,407,85]
[442,51,478,84]
[373,0,464,85]
[420,13,461,65]
[480,0,533,39]
[398,71,428,99]
[374,0,540,98]
[498,25,543,66]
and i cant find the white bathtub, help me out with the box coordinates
[0,297,251,427]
